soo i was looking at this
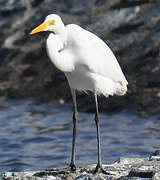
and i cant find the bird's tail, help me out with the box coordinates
[114,81,127,96]
[93,74,127,97]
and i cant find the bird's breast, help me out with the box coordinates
[46,34,75,73]
[65,71,95,92]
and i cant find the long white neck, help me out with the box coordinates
[53,22,67,46]
[46,32,74,72]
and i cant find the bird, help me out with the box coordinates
[30,14,128,173]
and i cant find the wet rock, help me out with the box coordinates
[69,0,96,14]
[149,150,160,161]
[86,6,140,35]
[112,0,155,9]
[154,172,160,180]
[0,0,27,16]
[1,151,160,179]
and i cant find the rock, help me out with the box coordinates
[112,0,155,9]
[149,150,160,161]
[86,6,140,35]
[1,151,160,179]
[154,172,160,180]
[69,0,96,14]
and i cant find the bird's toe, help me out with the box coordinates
[94,165,110,175]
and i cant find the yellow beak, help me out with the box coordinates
[30,20,55,35]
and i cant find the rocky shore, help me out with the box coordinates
[0,0,160,115]
[1,150,160,180]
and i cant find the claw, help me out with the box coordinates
[69,164,76,172]
[94,165,110,175]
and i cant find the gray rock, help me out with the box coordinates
[69,0,96,14]
[86,6,140,35]
[2,151,160,180]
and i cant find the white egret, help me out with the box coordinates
[30,14,128,173]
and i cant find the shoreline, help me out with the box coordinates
[1,151,160,180]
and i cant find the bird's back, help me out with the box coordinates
[66,24,128,86]
[65,24,128,96]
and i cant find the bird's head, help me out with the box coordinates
[30,14,63,35]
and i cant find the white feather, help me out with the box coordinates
[45,15,128,96]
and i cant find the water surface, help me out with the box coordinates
[0,99,159,172]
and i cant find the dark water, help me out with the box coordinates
[0,99,159,173]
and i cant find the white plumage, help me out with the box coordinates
[30,14,128,172]
[45,16,128,97]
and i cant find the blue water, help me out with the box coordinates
[0,98,159,172]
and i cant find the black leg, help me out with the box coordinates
[94,93,102,171]
[94,93,110,175]
[69,89,78,171]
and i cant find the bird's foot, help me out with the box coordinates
[94,165,110,175]
[69,163,76,172]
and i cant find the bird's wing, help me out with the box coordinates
[66,24,128,85]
